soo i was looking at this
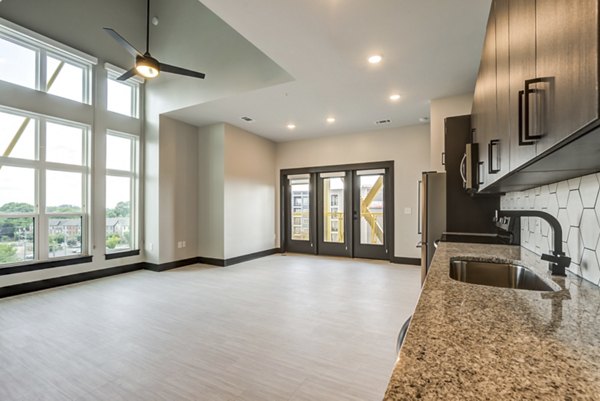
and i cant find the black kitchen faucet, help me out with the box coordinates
[495,210,571,276]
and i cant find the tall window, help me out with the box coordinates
[0,107,89,266]
[0,21,93,104]
[106,132,138,253]
[106,65,141,118]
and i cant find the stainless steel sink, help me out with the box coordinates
[449,260,556,291]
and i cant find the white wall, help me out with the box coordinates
[430,94,473,171]
[158,116,199,263]
[197,124,225,259]
[224,124,277,259]
[275,124,431,259]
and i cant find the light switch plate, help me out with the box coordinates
[404,207,412,215]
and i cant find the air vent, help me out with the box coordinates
[241,116,254,122]
[375,119,391,125]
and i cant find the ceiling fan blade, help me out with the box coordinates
[159,63,206,79]
[117,68,138,81]
[103,28,143,57]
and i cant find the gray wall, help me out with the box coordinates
[197,124,225,259]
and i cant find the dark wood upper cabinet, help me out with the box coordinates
[534,0,599,154]
[507,0,536,171]
[472,0,600,193]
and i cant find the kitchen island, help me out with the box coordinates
[384,242,600,400]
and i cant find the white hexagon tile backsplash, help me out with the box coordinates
[501,172,600,286]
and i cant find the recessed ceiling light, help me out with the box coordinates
[368,54,383,64]
[389,94,401,101]
[287,123,296,130]
[326,117,336,124]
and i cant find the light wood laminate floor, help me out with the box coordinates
[0,254,420,401]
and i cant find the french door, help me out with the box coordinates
[282,162,393,261]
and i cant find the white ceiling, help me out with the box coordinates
[164,0,492,142]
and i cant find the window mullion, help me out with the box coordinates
[38,48,47,92]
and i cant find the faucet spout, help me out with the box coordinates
[496,210,571,276]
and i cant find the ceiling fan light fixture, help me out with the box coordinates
[135,56,160,78]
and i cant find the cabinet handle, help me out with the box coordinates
[524,78,543,142]
[478,161,484,186]
[518,89,534,146]
[488,139,500,174]
[441,152,445,166]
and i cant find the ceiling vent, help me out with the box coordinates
[375,119,391,125]
[241,116,254,122]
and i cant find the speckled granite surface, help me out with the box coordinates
[384,242,600,401]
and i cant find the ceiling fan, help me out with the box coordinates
[103,0,206,81]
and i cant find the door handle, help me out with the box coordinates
[416,241,423,248]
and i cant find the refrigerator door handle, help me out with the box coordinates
[459,153,467,186]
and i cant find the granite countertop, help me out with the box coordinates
[383,242,600,401]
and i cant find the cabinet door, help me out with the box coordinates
[473,3,497,190]
[508,0,536,171]
[534,0,599,154]
[489,0,510,183]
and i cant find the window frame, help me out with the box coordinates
[0,106,90,267]
[105,64,142,119]
[0,17,96,104]
[105,130,139,254]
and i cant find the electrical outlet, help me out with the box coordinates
[148,243,153,251]
[177,241,182,249]
[182,241,186,248]
[404,207,412,215]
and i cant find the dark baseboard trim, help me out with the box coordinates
[224,248,281,266]
[0,255,93,276]
[0,263,144,299]
[197,248,282,267]
[144,257,199,272]
[196,257,226,267]
[105,249,141,260]
[391,257,421,266]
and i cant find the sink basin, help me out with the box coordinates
[449,260,556,291]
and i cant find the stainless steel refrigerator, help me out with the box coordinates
[419,172,446,285]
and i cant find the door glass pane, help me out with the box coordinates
[46,122,84,165]
[0,37,36,89]
[48,216,82,258]
[0,217,34,265]
[106,176,132,252]
[323,177,344,243]
[46,170,82,212]
[290,178,310,241]
[0,110,36,160]
[359,174,384,245]
[46,55,84,103]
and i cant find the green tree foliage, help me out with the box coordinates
[0,202,35,241]
[0,243,18,264]
[49,233,66,245]
[46,204,80,213]
[106,233,121,249]
[106,201,130,218]
[0,202,34,213]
